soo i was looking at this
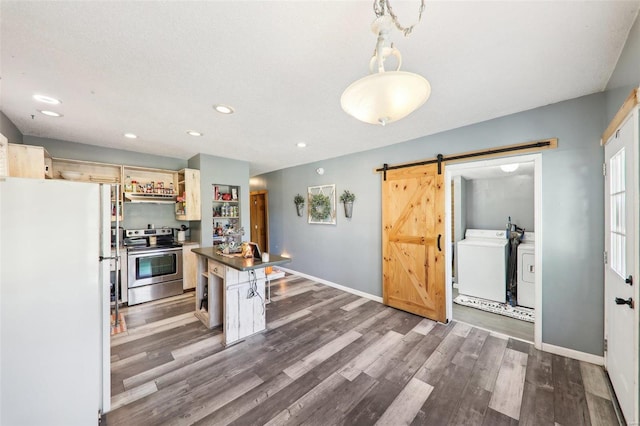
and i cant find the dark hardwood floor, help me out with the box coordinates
[105,274,620,425]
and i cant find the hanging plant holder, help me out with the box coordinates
[339,189,356,219]
[294,193,305,217]
[344,201,354,218]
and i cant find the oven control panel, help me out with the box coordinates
[125,228,172,237]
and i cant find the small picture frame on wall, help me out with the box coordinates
[307,184,336,225]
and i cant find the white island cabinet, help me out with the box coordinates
[191,248,290,346]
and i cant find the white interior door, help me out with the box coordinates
[604,110,639,424]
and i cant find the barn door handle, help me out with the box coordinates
[615,297,634,309]
[437,234,442,252]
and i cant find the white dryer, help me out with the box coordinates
[517,233,535,308]
[457,229,509,303]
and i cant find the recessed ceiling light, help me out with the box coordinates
[33,94,61,105]
[124,133,138,139]
[213,104,234,114]
[38,110,63,117]
[187,130,203,137]
[297,142,307,148]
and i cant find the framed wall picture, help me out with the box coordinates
[308,184,336,225]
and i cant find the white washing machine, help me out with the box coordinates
[517,233,535,308]
[457,229,509,303]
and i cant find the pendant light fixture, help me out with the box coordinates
[341,0,430,126]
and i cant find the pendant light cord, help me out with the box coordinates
[374,0,425,37]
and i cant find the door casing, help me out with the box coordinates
[444,153,542,349]
[603,109,639,425]
[250,190,269,252]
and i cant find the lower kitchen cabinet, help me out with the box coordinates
[182,242,200,290]
[224,273,266,344]
[193,255,267,346]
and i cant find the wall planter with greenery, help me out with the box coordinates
[339,190,356,218]
[294,194,305,217]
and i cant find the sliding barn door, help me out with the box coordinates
[382,163,446,322]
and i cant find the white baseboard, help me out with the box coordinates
[278,267,383,304]
[541,342,604,365]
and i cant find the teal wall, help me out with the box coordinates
[0,110,23,144]
[188,153,250,247]
[465,175,534,231]
[24,136,187,170]
[254,92,606,356]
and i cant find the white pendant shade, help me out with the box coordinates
[341,70,431,125]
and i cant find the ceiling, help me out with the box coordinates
[2,1,639,176]
[452,161,534,180]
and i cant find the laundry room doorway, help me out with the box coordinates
[444,153,542,348]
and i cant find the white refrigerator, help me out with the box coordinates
[0,177,111,425]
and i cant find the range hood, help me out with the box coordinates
[124,192,176,204]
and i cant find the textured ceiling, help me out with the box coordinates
[2,1,639,175]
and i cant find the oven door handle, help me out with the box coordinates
[128,248,182,256]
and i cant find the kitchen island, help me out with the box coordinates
[191,247,290,346]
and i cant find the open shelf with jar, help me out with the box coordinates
[212,184,241,245]
[122,166,177,204]
[175,168,201,221]
[110,185,123,222]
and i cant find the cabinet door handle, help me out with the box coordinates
[437,234,442,252]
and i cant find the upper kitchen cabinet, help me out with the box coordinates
[52,157,122,183]
[122,166,177,204]
[51,158,123,221]
[122,166,201,221]
[175,168,201,221]
[7,143,52,179]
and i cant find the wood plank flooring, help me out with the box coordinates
[104,274,620,426]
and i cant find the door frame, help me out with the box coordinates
[444,153,542,349]
[250,190,269,251]
[603,107,640,424]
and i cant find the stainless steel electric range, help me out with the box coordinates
[124,228,183,305]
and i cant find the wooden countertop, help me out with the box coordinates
[191,247,291,271]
